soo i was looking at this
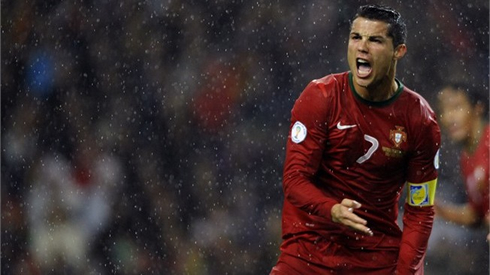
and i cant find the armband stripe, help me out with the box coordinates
[407,179,437,206]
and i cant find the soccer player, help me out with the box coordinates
[270,5,441,274]
[435,83,489,233]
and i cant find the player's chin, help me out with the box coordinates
[448,130,466,143]
[354,77,371,88]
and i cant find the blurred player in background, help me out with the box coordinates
[435,83,489,236]
[270,4,441,274]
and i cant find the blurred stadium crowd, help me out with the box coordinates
[2,0,488,274]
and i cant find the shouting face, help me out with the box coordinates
[347,17,406,96]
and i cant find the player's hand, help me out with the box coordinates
[331,199,373,236]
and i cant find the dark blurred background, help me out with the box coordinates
[1,0,489,274]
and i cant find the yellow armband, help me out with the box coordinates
[407,179,437,206]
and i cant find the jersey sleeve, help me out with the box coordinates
[397,101,441,274]
[282,77,338,221]
[464,126,490,220]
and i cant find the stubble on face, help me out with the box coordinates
[347,18,397,98]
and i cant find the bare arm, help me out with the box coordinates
[434,202,479,226]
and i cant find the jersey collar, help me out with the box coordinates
[348,72,404,107]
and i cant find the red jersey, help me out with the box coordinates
[460,125,490,220]
[280,72,441,273]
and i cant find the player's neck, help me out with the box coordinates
[465,118,485,153]
[355,79,398,102]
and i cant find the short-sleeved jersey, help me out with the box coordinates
[460,125,490,220]
[281,72,441,272]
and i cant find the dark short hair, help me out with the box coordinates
[442,82,489,117]
[352,4,407,47]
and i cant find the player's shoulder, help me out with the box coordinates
[400,86,435,115]
[293,73,346,114]
[310,72,347,86]
[304,72,348,98]
[398,86,439,133]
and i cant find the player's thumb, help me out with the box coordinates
[341,198,362,209]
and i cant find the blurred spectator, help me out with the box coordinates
[27,153,86,273]
[436,83,489,228]
[429,82,489,274]
[26,125,123,273]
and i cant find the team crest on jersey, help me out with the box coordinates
[389,126,407,148]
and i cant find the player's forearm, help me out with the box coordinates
[283,172,337,220]
[397,204,434,274]
[437,203,478,226]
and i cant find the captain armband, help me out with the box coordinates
[407,179,437,207]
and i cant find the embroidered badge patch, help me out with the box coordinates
[291,121,307,143]
[389,126,407,148]
[409,184,430,206]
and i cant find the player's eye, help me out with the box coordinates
[351,34,361,40]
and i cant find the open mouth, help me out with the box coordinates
[356,58,372,77]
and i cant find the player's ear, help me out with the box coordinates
[475,101,485,117]
[394,44,407,60]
